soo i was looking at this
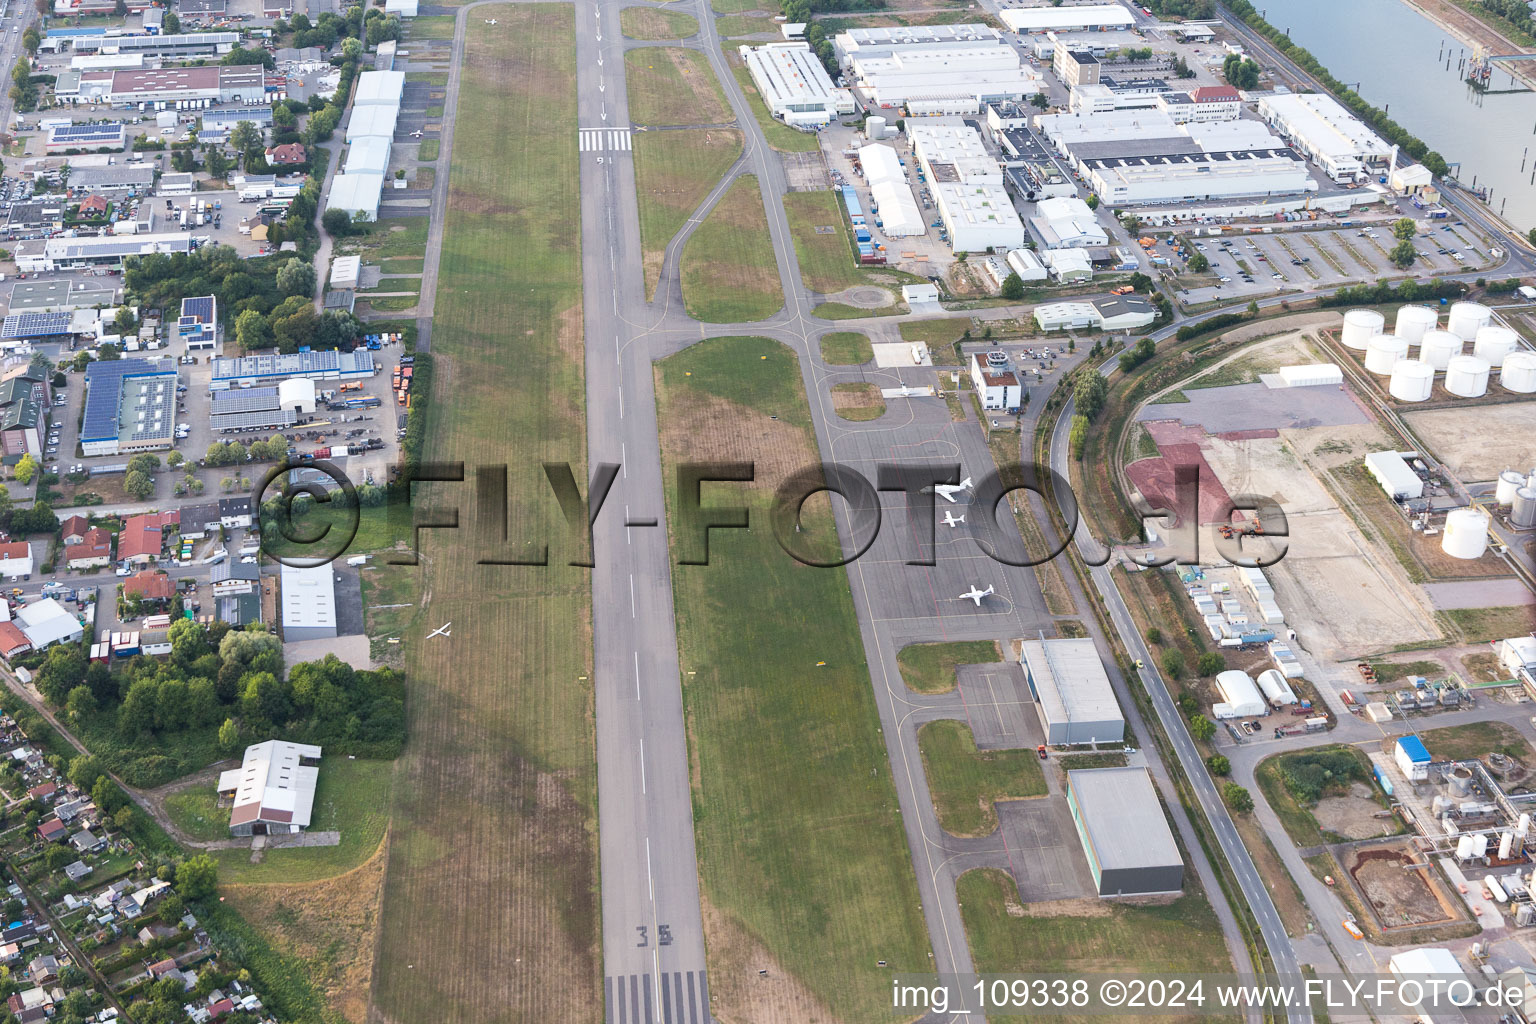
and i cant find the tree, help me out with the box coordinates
[204,146,232,180]
[1085,194,1099,210]
[13,453,37,485]
[1392,217,1417,241]
[1188,252,1209,272]
[322,207,355,237]
[1528,227,1536,249]
[65,686,95,721]
[167,451,184,469]
[175,854,218,901]
[158,894,186,927]
[999,271,1024,301]
[1222,782,1254,813]
[1195,651,1225,676]
[44,845,73,872]
[342,36,364,61]
[1072,371,1108,419]
[1188,715,1215,741]
[123,469,154,501]
[234,308,274,352]
[68,754,104,791]
[218,717,241,754]
[229,120,262,157]
[1160,648,1185,680]
[276,257,315,297]
[1146,627,1163,645]
[91,775,127,814]
[1121,214,1140,234]
[1246,299,1260,316]
[1390,239,1417,269]
[1206,754,1231,776]
[163,9,180,32]
[20,25,38,54]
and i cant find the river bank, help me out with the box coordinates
[1397,0,1536,91]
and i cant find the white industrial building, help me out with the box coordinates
[971,351,1022,410]
[384,0,417,15]
[1030,195,1108,249]
[1255,669,1298,706]
[1364,450,1424,501]
[1275,363,1344,387]
[1082,150,1313,206]
[857,143,926,236]
[1043,247,1093,282]
[909,125,1025,251]
[999,4,1135,33]
[1256,93,1392,184]
[1213,669,1265,719]
[1033,295,1154,332]
[1020,638,1124,745]
[220,740,323,836]
[1034,109,1282,170]
[832,23,1006,64]
[330,254,361,290]
[15,598,83,651]
[345,103,398,143]
[280,563,338,641]
[344,135,392,176]
[1391,162,1434,194]
[1005,247,1048,281]
[327,173,384,222]
[354,70,405,107]
[740,43,855,127]
[846,45,1042,114]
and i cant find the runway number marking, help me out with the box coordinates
[636,925,648,947]
[579,127,632,152]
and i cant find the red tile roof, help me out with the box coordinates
[266,143,306,164]
[122,570,174,600]
[37,819,64,840]
[118,512,177,561]
[27,782,55,800]
[1191,85,1241,102]
[77,194,109,216]
[68,528,112,565]
[60,516,88,541]
[0,622,31,659]
[0,541,29,560]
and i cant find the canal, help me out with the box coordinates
[1265,0,1536,232]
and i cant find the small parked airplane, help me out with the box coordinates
[933,477,973,503]
[484,17,497,24]
[410,130,425,138]
[941,510,965,528]
[959,584,994,607]
[427,622,452,639]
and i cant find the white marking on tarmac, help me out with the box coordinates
[630,573,636,617]
[635,651,641,699]
[646,838,653,899]
[640,737,646,793]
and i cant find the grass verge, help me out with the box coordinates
[680,174,782,322]
[625,47,732,125]
[632,127,743,298]
[619,6,698,37]
[657,336,931,1020]
[917,720,1046,836]
[819,331,872,365]
[896,640,1000,695]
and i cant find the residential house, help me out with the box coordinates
[0,541,32,579]
[36,819,65,843]
[122,570,175,603]
[148,957,179,980]
[218,497,252,529]
[210,561,259,596]
[264,142,306,165]
[0,622,34,662]
[62,860,91,883]
[69,829,104,854]
[59,516,89,545]
[66,528,112,570]
[177,502,221,540]
[118,511,178,567]
[26,955,58,984]
[53,797,92,824]
[25,781,56,802]
[6,988,52,1017]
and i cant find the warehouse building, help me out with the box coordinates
[354,69,405,106]
[14,233,191,273]
[220,740,323,836]
[833,23,1006,63]
[1256,92,1392,184]
[330,254,361,291]
[81,358,177,456]
[212,349,375,388]
[1005,247,1048,281]
[345,103,398,143]
[1067,766,1184,897]
[326,172,384,222]
[1034,109,1281,170]
[1213,669,1265,719]
[1082,149,1313,206]
[1043,247,1093,282]
[203,105,274,133]
[99,64,268,107]
[910,124,1025,251]
[209,386,299,433]
[280,563,338,640]
[846,44,1041,114]
[1030,195,1107,249]
[741,42,855,126]
[42,27,238,56]
[1000,4,1135,33]
[857,143,926,236]
[1033,295,1153,331]
[1365,450,1424,501]
[45,122,126,154]
[7,280,117,314]
[343,135,392,176]
[66,164,156,193]
[1019,637,1124,745]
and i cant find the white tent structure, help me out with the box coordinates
[344,135,392,176]
[858,142,925,237]
[326,173,385,222]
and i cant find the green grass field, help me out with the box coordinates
[1254,746,1379,848]
[657,337,932,1020]
[164,786,228,842]
[917,720,1046,836]
[717,12,778,34]
[959,868,1232,975]
[215,759,394,884]
[405,14,455,39]
[380,258,425,275]
[783,191,918,295]
[812,301,902,320]
[897,640,1000,694]
[619,6,698,38]
[728,61,821,152]
[632,128,742,298]
[680,175,783,322]
[336,217,429,261]
[819,331,872,365]
[899,318,971,347]
[367,8,600,1021]
[416,139,439,161]
[711,0,761,12]
[1420,721,1528,763]
[624,47,732,126]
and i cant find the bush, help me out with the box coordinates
[1223,782,1253,812]
[1206,754,1231,776]
[1278,748,1366,805]
[1195,651,1225,677]
[1146,627,1163,645]
[1160,648,1185,680]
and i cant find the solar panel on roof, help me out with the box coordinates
[1,312,72,338]
[210,387,280,414]
[181,296,215,324]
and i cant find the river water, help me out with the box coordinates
[1265,0,1536,231]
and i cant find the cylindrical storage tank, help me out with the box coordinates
[1500,351,1536,393]
[1341,308,1384,349]
[1395,304,1438,345]
[1388,359,1434,402]
[1417,329,1463,370]
[1473,325,1520,367]
[1497,470,1527,505]
[1458,835,1476,859]
[1444,355,1490,397]
[1441,507,1491,560]
[1447,300,1493,341]
[1474,833,1490,857]
[1513,487,1536,530]
[1364,333,1408,374]
[866,115,886,140]
[1450,765,1474,797]
[1502,832,1516,860]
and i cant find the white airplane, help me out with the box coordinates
[941,510,965,528]
[484,17,497,24]
[959,584,994,607]
[933,477,973,503]
[410,130,424,137]
[427,622,452,639]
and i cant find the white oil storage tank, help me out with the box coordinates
[1395,304,1438,344]
[1417,329,1463,369]
[866,115,886,140]
[1341,308,1384,349]
[1473,325,1520,367]
[1498,469,1527,505]
[1500,350,1536,393]
[1364,334,1408,374]
[1513,487,1536,530]
[1441,507,1491,560]
[1447,300,1493,341]
[1444,354,1490,397]
[1458,834,1476,859]
[1388,359,1434,402]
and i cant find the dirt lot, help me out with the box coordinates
[1344,841,1461,931]
[1403,401,1536,482]
[1313,783,1399,841]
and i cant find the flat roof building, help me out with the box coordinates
[909,124,1025,252]
[218,740,323,837]
[46,122,126,154]
[354,69,405,106]
[1019,637,1124,745]
[212,349,375,387]
[1067,766,1183,896]
[1030,195,1108,249]
[345,103,398,142]
[1083,149,1313,206]
[848,45,1041,115]
[343,135,391,176]
[1000,4,1135,33]
[740,42,855,126]
[66,164,155,192]
[1256,92,1392,184]
[832,23,1004,64]
[81,357,177,456]
[280,563,337,639]
[14,232,192,273]
[1365,450,1424,501]
[327,172,384,222]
